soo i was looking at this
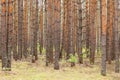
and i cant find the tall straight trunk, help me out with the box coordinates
[86,0,90,58]
[76,0,83,64]
[67,0,75,67]
[7,0,13,70]
[43,0,49,66]
[27,0,31,56]
[18,0,23,60]
[13,0,18,61]
[101,0,107,76]
[1,0,7,70]
[60,0,64,59]
[0,0,2,59]
[89,0,97,64]
[33,0,39,61]
[30,0,32,60]
[63,0,68,59]
[106,0,114,64]
[114,0,119,73]
[43,0,47,49]
[46,0,53,65]
[39,0,43,55]
[54,0,61,70]
[96,0,101,55]
[23,0,28,59]
[31,0,38,63]
[1,0,13,71]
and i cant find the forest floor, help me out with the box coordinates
[0,57,120,80]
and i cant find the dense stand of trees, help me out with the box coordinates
[0,0,119,76]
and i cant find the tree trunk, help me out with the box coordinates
[54,0,61,70]
[76,0,83,64]
[68,0,75,67]
[13,0,18,61]
[1,0,13,71]
[18,0,23,60]
[101,0,107,76]
[23,0,28,59]
[114,0,119,73]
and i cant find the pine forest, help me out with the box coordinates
[0,0,120,80]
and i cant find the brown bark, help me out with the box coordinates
[101,0,107,76]
[18,0,23,60]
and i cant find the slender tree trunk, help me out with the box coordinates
[7,0,13,70]
[76,0,83,64]
[31,0,38,63]
[13,0,18,61]
[23,0,28,59]
[39,0,43,55]
[89,0,97,64]
[67,0,75,67]
[54,0,61,70]
[18,0,23,60]
[1,0,7,70]
[60,0,64,59]
[101,0,107,76]
[46,0,53,65]
[114,0,119,73]
[86,0,90,58]
[1,0,13,71]
[106,0,114,64]
[43,0,49,66]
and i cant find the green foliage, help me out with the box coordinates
[42,47,46,54]
[68,54,77,63]
[37,43,40,52]
[82,47,86,54]
[96,47,102,57]
[81,47,90,58]
[61,59,67,64]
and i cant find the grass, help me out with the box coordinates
[0,57,120,80]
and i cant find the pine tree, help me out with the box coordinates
[101,0,107,76]
[18,0,23,60]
